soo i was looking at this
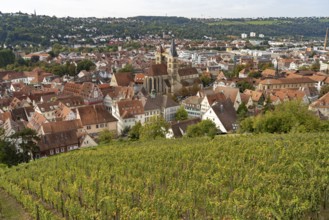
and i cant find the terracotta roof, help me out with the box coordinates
[261,68,276,77]
[182,96,203,106]
[107,86,134,100]
[57,96,85,108]
[112,72,134,87]
[147,64,168,76]
[259,77,315,85]
[63,82,82,95]
[0,112,12,124]
[77,104,117,125]
[63,82,103,100]
[244,89,263,102]
[143,95,179,111]
[309,75,327,82]
[36,101,59,112]
[310,92,329,109]
[286,72,304,78]
[240,93,251,105]
[117,100,144,119]
[206,93,227,106]
[134,73,145,83]
[39,130,79,152]
[54,102,74,119]
[98,84,111,89]
[40,93,71,103]
[271,89,306,102]
[27,112,47,131]
[214,86,239,103]
[178,68,198,77]
[42,119,83,134]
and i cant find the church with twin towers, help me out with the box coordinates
[143,39,201,95]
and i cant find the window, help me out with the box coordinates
[100,124,104,128]
[50,150,54,155]
[61,147,65,153]
[87,125,91,130]
[55,148,59,154]
[96,124,99,129]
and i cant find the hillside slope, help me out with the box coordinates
[0,133,328,219]
[1,14,329,46]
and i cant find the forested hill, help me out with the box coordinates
[0,12,329,47]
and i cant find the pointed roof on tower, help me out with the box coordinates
[169,38,178,57]
[157,45,164,53]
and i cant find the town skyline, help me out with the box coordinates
[1,0,329,18]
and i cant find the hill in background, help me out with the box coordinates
[0,12,329,47]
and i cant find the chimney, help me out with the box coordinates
[220,104,224,112]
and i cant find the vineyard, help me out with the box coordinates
[0,133,329,219]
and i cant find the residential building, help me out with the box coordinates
[113,99,145,135]
[63,82,103,105]
[258,78,316,91]
[309,92,329,118]
[166,118,201,139]
[76,104,118,137]
[202,99,238,133]
[182,96,203,118]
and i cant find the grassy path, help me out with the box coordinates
[0,188,31,220]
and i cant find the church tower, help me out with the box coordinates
[155,45,164,64]
[167,39,178,77]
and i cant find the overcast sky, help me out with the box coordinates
[1,0,328,18]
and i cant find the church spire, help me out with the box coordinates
[169,38,178,57]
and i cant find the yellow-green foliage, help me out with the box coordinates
[0,133,329,219]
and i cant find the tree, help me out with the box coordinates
[175,106,188,121]
[0,129,23,167]
[66,62,77,76]
[30,55,40,64]
[10,128,40,162]
[200,74,212,87]
[319,85,329,98]
[128,122,142,140]
[233,64,246,77]
[263,96,274,113]
[76,59,95,73]
[236,81,254,93]
[237,103,248,120]
[140,116,169,140]
[258,62,273,71]
[99,129,114,145]
[186,119,217,139]
[310,61,320,72]
[248,71,262,78]
[239,101,322,134]
[118,64,134,73]
[0,49,15,67]
[51,64,67,76]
